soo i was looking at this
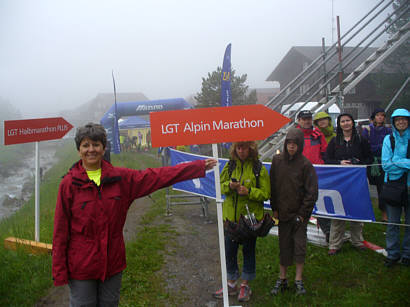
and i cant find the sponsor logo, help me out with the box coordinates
[136,104,164,112]
[315,189,345,216]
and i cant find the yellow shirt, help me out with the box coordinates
[86,169,102,186]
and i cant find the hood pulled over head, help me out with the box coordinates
[313,111,331,123]
[284,128,304,158]
[390,108,409,132]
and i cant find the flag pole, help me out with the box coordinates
[111,70,121,153]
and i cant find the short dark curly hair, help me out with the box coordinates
[75,123,107,150]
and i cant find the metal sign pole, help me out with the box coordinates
[212,144,241,307]
[212,143,230,307]
[34,141,40,242]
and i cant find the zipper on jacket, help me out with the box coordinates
[234,161,245,223]
[92,181,102,199]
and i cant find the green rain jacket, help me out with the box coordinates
[314,111,336,144]
[221,158,270,222]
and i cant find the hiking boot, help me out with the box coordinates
[328,249,340,256]
[270,278,288,295]
[384,257,399,268]
[401,257,410,267]
[238,283,252,302]
[213,283,237,299]
[294,280,306,295]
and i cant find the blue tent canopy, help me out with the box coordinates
[118,116,150,129]
[100,98,192,153]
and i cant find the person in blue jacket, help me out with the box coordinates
[381,108,410,267]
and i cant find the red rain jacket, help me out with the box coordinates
[297,125,327,165]
[52,159,205,286]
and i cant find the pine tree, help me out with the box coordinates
[194,67,257,108]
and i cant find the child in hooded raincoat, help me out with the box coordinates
[270,128,318,296]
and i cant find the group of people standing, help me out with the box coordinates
[214,107,409,302]
[120,130,152,153]
[51,106,408,305]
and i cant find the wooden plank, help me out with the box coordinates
[4,237,52,255]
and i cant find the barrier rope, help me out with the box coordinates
[313,215,410,227]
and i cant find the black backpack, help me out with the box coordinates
[227,159,263,188]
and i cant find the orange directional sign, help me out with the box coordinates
[150,104,290,147]
[4,117,73,145]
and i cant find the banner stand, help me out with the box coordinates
[212,144,241,307]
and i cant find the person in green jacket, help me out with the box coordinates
[313,111,336,243]
[314,111,336,144]
[213,141,270,302]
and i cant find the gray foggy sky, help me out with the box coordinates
[0,0,388,118]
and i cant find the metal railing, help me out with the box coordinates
[259,0,409,160]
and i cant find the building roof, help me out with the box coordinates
[266,45,384,86]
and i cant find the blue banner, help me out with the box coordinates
[170,149,375,222]
[220,43,232,107]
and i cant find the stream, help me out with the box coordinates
[0,142,58,220]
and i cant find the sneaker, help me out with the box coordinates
[213,283,237,299]
[270,278,288,295]
[328,249,340,256]
[238,283,252,302]
[294,280,306,295]
[384,257,399,268]
[401,257,410,267]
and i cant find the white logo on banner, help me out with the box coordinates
[316,189,345,216]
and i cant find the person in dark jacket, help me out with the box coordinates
[325,113,373,255]
[362,108,391,222]
[381,108,409,267]
[270,128,318,296]
[52,123,217,306]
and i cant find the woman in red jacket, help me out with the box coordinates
[52,123,216,306]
